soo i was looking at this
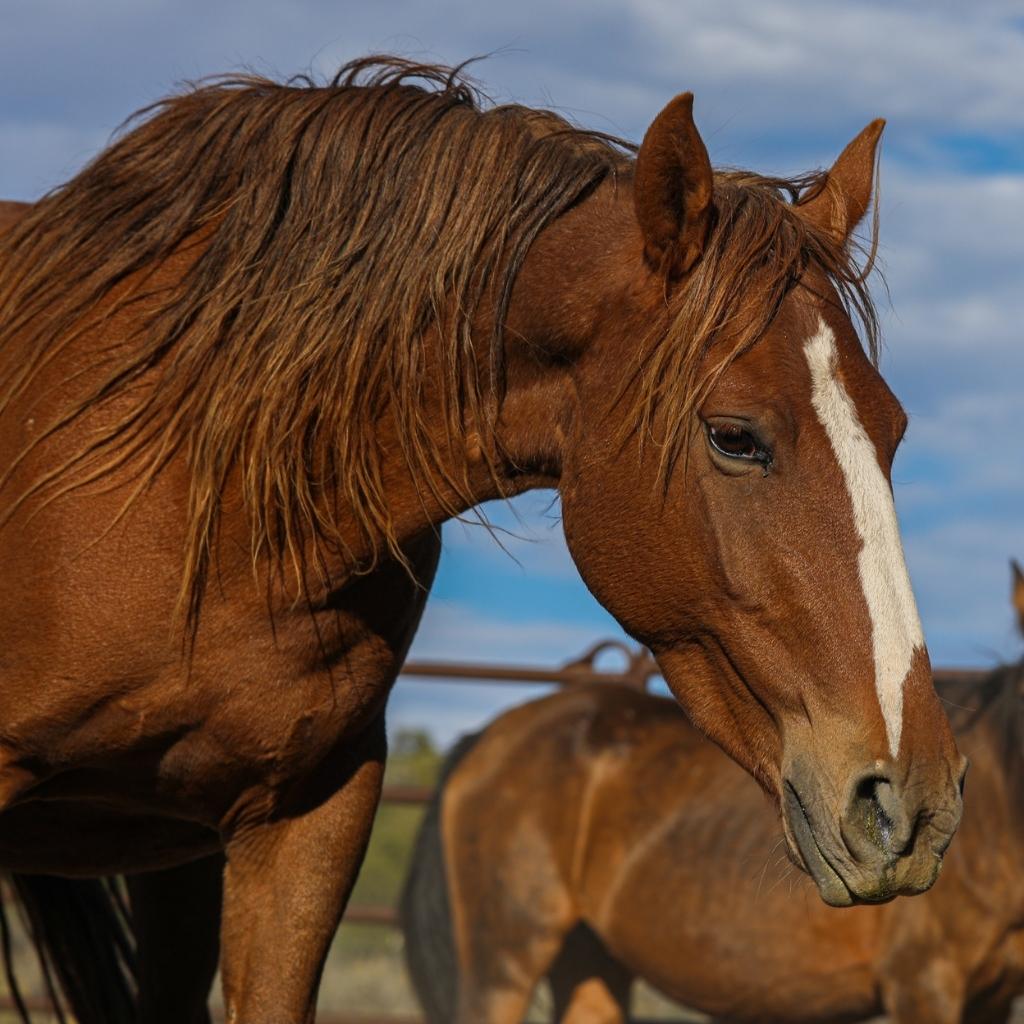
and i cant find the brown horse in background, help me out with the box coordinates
[0,59,963,1022]
[402,569,1024,1024]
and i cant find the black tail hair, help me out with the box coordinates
[1,874,137,1023]
[399,731,483,1024]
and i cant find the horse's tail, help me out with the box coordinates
[2,874,137,1024]
[399,730,483,1024]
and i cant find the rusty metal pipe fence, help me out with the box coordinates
[0,643,987,1023]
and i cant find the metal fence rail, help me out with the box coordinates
[0,644,989,1023]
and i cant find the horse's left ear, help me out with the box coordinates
[797,119,885,245]
[634,92,714,279]
[1012,558,1024,637]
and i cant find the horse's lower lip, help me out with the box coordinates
[783,781,854,908]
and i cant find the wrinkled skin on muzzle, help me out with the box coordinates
[780,650,965,906]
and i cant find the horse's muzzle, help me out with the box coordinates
[781,756,966,907]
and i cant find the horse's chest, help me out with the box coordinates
[0,555,430,852]
[0,628,403,873]
[2,622,396,809]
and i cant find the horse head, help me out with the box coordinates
[530,96,966,906]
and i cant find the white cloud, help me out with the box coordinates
[631,0,1024,142]
[879,170,1024,349]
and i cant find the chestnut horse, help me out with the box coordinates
[402,571,1024,1024]
[0,59,963,1022]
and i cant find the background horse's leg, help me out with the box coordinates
[548,925,631,1024]
[454,928,567,1024]
[128,854,223,1024]
[219,715,386,1024]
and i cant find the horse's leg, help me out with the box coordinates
[456,978,550,1024]
[548,926,631,1024]
[881,959,966,1024]
[455,925,576,1024]
[450,851,574,1023]
[218,715,386,1024]
[128,854,223,1024]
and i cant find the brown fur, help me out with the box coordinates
[0,59,963,1021]
[420,662,1021,1024]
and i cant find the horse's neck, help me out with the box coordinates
[376,180,640,554]
[352,343,572,560]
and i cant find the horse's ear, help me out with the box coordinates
[1012,559,1024,638]
[634,92,714,279]
[797,119,885,245]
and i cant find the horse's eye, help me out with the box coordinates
[707,423,772,469]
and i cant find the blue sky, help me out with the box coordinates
[3,1,1021,744]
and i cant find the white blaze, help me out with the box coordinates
[804,320,924,758]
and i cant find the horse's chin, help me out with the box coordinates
[782,781,855,907]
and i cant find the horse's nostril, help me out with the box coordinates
[853,774,900,854]
[958,758,969,797]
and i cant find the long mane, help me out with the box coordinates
[0,57,878,624]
